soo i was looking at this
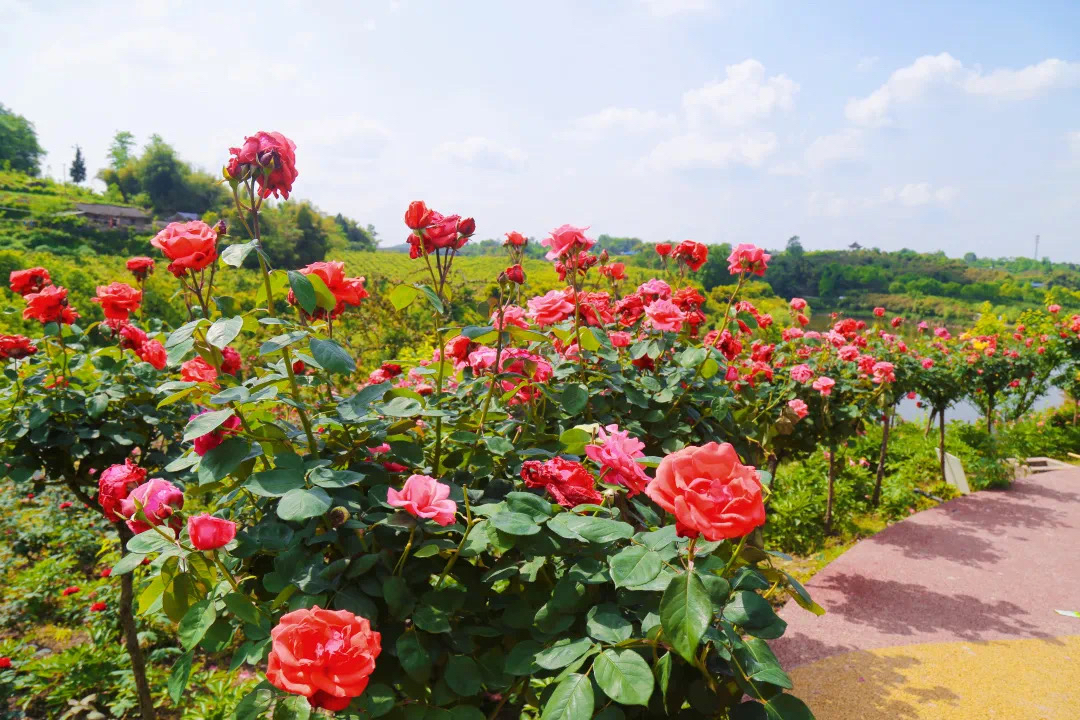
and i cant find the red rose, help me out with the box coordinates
[404,201,432,230]
[521,457,602,507]
[0,334,37,360]
[0,657,9,669]
[505,264,525,284]
[59,501,73,509]
[221,346,242,375]
[293,261,368,318]
[98,460,147,522]
[151,221,218,277]
[422,211,462,250]
[504,231,528,247]
[62,586,80,597]
[190,412,242,456]
[671,240,708,271]
[873,307,886,317]
[541,224,594,260]
[645,442,766,541]
[120,478,184,534]
[136,340,167,370]
[100,568,112,578]
[23,285,78,324]
[187,514,238,550]
[118,324,148,350]
[91,282,142,322]
[90,602,107,612]
[655,243,672,257]
[181,357,218,385]
[10,267,51,296]
[457,217,476,238]
[266,606,382,711]
[126,256,155,280]
[228,131,298,199]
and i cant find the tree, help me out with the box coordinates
[69,145,87,184]
[0,104,46,176]
[334,213,377,251]
[108,131,135,169]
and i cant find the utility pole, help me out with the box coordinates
[1035,234,1040,261]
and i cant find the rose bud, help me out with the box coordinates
[457,217,476,237]
[214,220,228,237]
[187,514,238,551]
[404,201,431,230]
[599,249,609,264]
[505,264,525,285]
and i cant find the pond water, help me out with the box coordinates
[894,386,1065,424]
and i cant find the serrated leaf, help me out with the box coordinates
[310,338,355,374]
[389,285,420,311]
[221,240,258,268]
[277,488,332,522]
[183,409,234,441]
[207,316,243,349]
[287,271,317,314]
[660,572,711,663]
[540,673,593,720]
[593,648,653,706]
[608,546,662,588]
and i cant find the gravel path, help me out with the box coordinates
[773,466,1080,719]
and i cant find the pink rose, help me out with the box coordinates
[491,304,529,330]
[98,460,147,522]
[527,290,575,327]
[789,297,807,311]
[541,224,594,260]
[636,279,671,301]
[1048,304,1062,314]
[188,514,238,550]
[872,361,895,384]
[790,364,814,383]
[120,478,184,534]
[726,244,770,276]
[227,131,298,200]
[787,398,808,419]
[873,307,886,317]
[609,331,632,347]
[645,299,686,332]
[812,376,835,396]
[387,475,457,526]
[921,358,934,369]
[645,443,765,541]
[585,424,650,496]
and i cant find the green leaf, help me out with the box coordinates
[168,650,194,703]
[445,655,482,697]
[288,271,317,314]
[87,394,109,418]
[396,631,431,682]
[558,428,590,454]
[224,593,262,625]
[183,409,235,442]
[389,284,420,310]
[166,319,204,348]
[199,437,251,484]
[245,469,303,497]
[260,331,308,356]
[558,515,634,544]
[309,467,365,489]
[207,316,244,349]
[305,273,338,312]
[379,396,422,417]
[127,529,175,554]
[561,383,588,414]
[274,695,312,720]
[111,551,146,575]
[384,576,415,619]
[179,598,217,650]
[310,338,356,374]
[232,684,274,720]
[540,673,594,720]
[221,240,258,268]
[490,511,541,536]
[535,637,595,670]
[417,284,445,314]
[505,492,554,519]
[504,640,542,675]
[608,546,662,589]
[579,327,603,352]
[783,572,825,616]
[211,386,250,404]
[277,488,332,522]
[585,604,633,643]
[701,357,721,379]
[593,649,653,707]
[660,572,711,663]
[723,591,782,631]
[356,683,395,718]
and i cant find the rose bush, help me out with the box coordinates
[2,131,1078,720]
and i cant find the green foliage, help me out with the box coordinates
[0,104,46,176]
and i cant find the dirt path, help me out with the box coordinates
[773,467,1080,719]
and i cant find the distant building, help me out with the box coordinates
[70,203,152,231]
[163,211,201,224]
[848,242,863,250]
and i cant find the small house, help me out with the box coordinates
[72,203,152,231]
[163,211,201,224]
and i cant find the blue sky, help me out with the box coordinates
[2,0,1078,259]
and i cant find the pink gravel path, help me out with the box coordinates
[773,466,1080,668]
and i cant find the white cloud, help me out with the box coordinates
[644,132,777,171]
[846,53,1080,126]
[301,114,390,159]
[804,128,864,169]
[809,182,957,217]
[572,107,677,134]
[856,56,879,73]
[638,0,709,17]
[1067,130,1080,155]
[683,59,798,128]
[435,136,527,171]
